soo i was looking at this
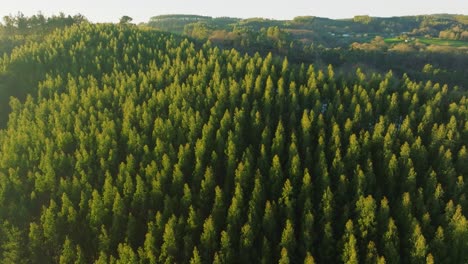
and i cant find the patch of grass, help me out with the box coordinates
[384,38,403,44]
[418,38,467,47]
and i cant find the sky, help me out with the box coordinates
[2,0,468,24]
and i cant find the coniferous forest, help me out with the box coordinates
[0,15,467,264]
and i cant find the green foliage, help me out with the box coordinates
[119,16,133,25]
[353,15,373,24]
[0,18,466,263]
[341,220,359,264]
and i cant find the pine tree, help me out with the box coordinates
[382,218,400,264]
[278,247,290,264]
[159,216,178,263]
[1,222,23,264]
[341,220,359,264]
[409,222,427,264]
[239,223,254,262]
[269,155,284,200]
[189,247,202,264]
[355,195,377,246]
[279,179,295,221]
[303,252,315,264]
[447,205,468,263]
[200,216,217,261]
[263,201,278,246]
[430,226,446,263]
[218,231,233,264]
[200,166,216,216]
[59,237,75,264]
[280,219,296,259]
[116,243,137,264]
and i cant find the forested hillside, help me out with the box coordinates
[147,14,468,90]
[0,13,87,126]
[0,20,467,264]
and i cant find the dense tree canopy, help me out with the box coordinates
[0,19,466,263]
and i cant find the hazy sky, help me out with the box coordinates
[2,0,468,23]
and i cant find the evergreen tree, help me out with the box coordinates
[189,247,202,264]
[341,220,359,264]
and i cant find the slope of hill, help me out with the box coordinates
[0,21,467,263]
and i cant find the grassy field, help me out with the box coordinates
[384,38,404,44]
[418,38,467,47]
[384,37,468,47]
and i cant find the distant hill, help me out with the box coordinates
[146,14,468,47]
